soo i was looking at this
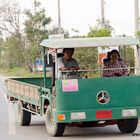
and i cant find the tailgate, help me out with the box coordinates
[5,78,40,105]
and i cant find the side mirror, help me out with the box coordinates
[44,53,53,67]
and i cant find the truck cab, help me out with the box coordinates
[40,36,140,136]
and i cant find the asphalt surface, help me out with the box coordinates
[0,75,140,140]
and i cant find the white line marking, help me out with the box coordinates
[8,103,16,135]
[0,81,16,135]
[1,85,8,104]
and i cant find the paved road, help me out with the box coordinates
[0,75,140,140]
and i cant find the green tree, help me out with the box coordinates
[88,28,112,37]
[120,47,134,73]
[48,26,69,38]
[87,19,113,37]
[24,0,51,71]
[1,36,23,68]
[0,0,26,69]
[0,38,4,66]
[74,20,113,70]
[74,48,98,69]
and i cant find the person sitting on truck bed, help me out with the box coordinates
[58,48,80,78]
[102,49,129,77]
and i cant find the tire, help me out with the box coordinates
[17,100,31,126]
[117,118,138,133]
[45,107,65,136]
[7,95,14,101]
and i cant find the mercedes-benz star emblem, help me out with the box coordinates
[96,91,110,104]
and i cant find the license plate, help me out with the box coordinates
[122,109,137,117]
[96,110,112,118]
[71,112,86,120]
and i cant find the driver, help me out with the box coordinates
[58,48,80,78]
[58,48,79,71]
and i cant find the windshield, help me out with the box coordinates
[57,45,140,79]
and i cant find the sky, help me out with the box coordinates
[19,0,138,36]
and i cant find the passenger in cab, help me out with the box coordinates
[103,51,111,66]
[102,49,129,77]
[103,51,123,66]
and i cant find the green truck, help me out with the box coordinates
[5,36,140,136]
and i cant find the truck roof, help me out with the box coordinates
[40,36,140,49]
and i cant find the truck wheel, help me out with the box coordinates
[17,101,31,126]
[45,107,65,136]
[117,118,138,133]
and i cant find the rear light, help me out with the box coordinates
[96,110,112,119]
[57,114,65,121]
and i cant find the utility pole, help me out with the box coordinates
[101,0,105,28]
[134,0,140,74]
[34,0,37,15]
[58,0,61,34]
[135,0,139,36]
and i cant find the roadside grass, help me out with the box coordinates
[0,67,101,78]
[0,67,44,77]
